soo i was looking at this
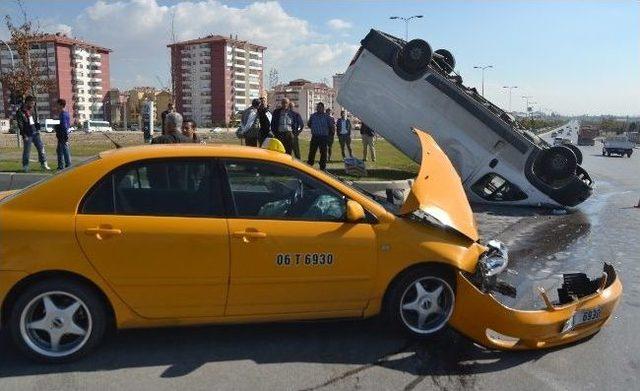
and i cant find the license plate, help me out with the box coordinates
[573,307,602,327]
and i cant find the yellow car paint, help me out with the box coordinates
[0,132,622,350]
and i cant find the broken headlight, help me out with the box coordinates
[470,240,516,298]
[478,240,509,277]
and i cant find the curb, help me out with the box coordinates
[0,172,49,191]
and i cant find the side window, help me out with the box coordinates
[471,173,528,202]
[224,160,346,221]
[81,159,223,217]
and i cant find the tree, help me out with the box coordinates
[0,2,56,143]
[268,68,279,89]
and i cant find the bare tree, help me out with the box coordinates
[268,67,280,89]
[0,1,56,144]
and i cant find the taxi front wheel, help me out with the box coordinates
[8,278,108,363]
[383,265,456,339]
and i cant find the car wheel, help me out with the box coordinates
[564,144,583,165]
[539,146,577,180]
[602,149,606,156]
[434,48,456,74]
[8,278,108,363]
[393,39,432,81]
[384,265,455,339]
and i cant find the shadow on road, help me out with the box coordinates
[0,320,547,381]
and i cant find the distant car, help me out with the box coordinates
[602,136,634,157]
[553,137,572,146]
[0,131,621,362]
[337,29,592,207]
[43,119,60,133]
[550,131,557,138]
[82,120,113,133]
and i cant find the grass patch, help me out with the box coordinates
[0,131,419,181]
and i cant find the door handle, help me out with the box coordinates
[85,226,122,240]
[232,230,267,242]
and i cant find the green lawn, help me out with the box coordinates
[0,132,419,181]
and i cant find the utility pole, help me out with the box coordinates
[502,85,518,112]
[473,65,493,97]
[389,15,424,40]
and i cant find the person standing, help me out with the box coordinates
[360,122,376,162]
[289,102,304,159]
[182,119,201,143]
[307,102,334,170]
[151,112,190,144]
[54,98,71,170]
[239,99,261,146]
[160,102,175,135]
[336,110,353,159]
[17,96,50,172]
[271,98,295,155]
[258,96,272,145]
[325,108,336,162]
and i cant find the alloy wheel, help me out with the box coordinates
[399,277,455,334]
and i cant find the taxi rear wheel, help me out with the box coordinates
[383,265,456,339]
[8,278,108,363]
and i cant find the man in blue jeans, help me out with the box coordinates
[16,96,50,172]
[55,98,71,170]
[307,102,335,170]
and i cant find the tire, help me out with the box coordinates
[393,39,433,81]
[602,149,606,156]
[434,48,456,73]
[539,146,577,180]
[8,278,108,363]
[383,265,455,339]
[564,144,583,165]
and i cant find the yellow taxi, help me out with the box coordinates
[0,130,622,362]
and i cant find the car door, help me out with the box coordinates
[75,158,230,318]
[222,159,377,317]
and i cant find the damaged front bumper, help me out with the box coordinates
[449,263,622,350]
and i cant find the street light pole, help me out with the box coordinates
[389,15,424,41]
[502,85,518,112]
[473,65,493,97]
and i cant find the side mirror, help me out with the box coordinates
[346,200,366,222]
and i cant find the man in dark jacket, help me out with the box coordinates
[55,98,71,169]
[152,112,190,144]
[336,110,353,159]
[258,96,272,145]
[289,102,304,159]
[360,122,376,162]
[270,98,295,155]
[16,96,50,172]
[325,108,336,162]
[160,102,174,135]
[307,102,334,170]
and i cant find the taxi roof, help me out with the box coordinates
[98,143,296,164]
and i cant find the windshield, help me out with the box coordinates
[322,170,402,213]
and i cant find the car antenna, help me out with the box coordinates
[102,132,122,149]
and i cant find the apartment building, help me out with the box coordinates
[0,33,111,124]
[269,79,336,121]
[169,34,265,126]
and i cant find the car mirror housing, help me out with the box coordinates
[346,200,366,222]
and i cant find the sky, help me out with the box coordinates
[1,0,638,116]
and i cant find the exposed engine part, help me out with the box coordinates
[556,263,616,305]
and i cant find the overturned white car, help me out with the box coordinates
[338,30,592,207]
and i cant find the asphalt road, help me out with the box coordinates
[1,120,639,390]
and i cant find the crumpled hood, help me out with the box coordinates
[399,129,478,241]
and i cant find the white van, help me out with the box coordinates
[43,119,60,133]
[337,29,593,207]
[83,120,113,133]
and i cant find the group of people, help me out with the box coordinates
[152,103,201,144]
[238,98,376,170]
[17,96,71,172]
